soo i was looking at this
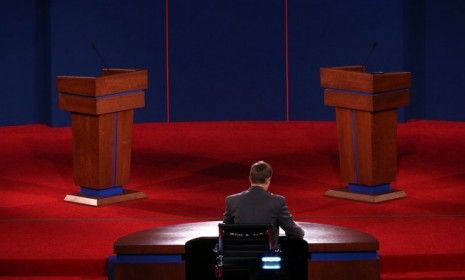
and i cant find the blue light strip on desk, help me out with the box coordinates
[309,252,378,261]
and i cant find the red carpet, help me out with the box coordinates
[1,120,465,279]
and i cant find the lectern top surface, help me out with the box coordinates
[57,69,148,97]
[320,65,411,93]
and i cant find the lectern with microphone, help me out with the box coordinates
[320,65,411,203]
[57,68,148,206]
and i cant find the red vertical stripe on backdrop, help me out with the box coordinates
[165,0,171,122]
[284,0,290,121]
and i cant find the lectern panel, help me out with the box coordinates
[72,113,115,188]
[115,110,134,185]
[57,76,96,96]
[324,89,409,112]
[95,70,148,96]
[59,91,144,115]
[355,110,397,185]
[335,108,357,183]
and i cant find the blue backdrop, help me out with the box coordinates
[1,0,465,126]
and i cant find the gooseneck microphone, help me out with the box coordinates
[91,42,108,70]
[363,41,378,72]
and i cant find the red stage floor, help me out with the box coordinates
[1,120,465,279]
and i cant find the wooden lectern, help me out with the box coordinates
[57,69,148,206]
[320,65,411,203]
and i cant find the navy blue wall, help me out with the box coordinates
[1,0,465,126]
[49,0,166,126]
[403,0,426,120]
[169,0,285,121]
[289,0,405,120]
[0,1,49,125]
[421,0,465,121]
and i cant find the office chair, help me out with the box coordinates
[214,223,284,280]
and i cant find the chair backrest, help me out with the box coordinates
[218,223,273,253]
[216,224,283,279]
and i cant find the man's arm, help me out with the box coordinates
[277,198,304,238]
[223,197,234,224]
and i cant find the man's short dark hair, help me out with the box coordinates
[249,161,273,184]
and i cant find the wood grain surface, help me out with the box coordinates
[57,69,148,97]
[114,221,379,255]
[320,66,411,93]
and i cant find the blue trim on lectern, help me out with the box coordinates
[80,186,123,197]
[309,252,378,261]
[348,183,390,195]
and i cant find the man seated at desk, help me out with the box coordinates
[223,160,304,248]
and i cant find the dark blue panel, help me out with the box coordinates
[289,0,405,120]
[169,0,285,121]
[403,0,426,120]
[423,0,465,121]
[0,0,48,125]
[49,0,166,126]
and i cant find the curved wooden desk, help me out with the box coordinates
[109,221,379,280]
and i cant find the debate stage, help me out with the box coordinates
[1,120,465,279]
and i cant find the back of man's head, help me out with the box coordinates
[249,161,273,184]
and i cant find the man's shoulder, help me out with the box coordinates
[226,188,286,203]
[226,190,248,200]
[267,192,285,201]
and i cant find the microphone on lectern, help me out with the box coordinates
[363,41,378,72]
[91,42,108,70]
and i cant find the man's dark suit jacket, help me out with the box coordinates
[223,186,304,247]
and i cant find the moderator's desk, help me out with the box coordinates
[110,221,379,280]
